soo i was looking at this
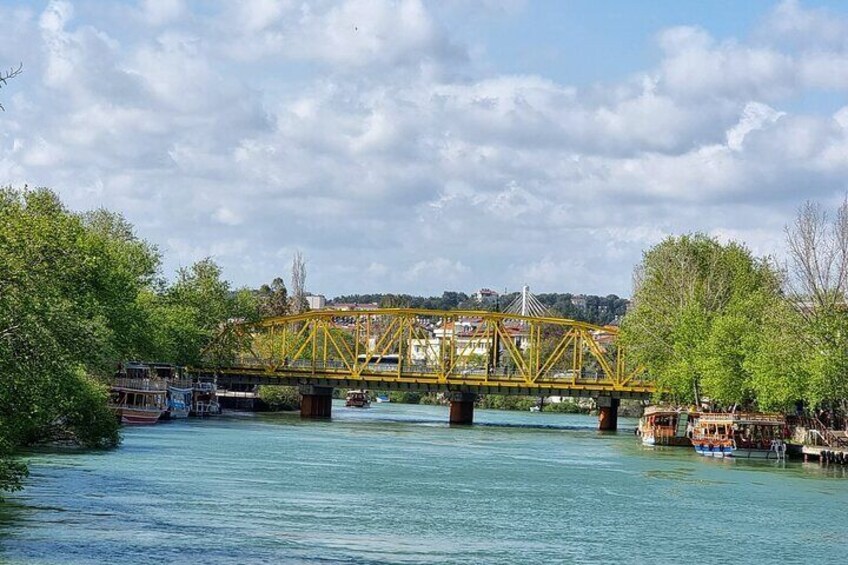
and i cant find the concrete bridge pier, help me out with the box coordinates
[597,396,620,431]
[449,392,477,425]
[299,385,333,419]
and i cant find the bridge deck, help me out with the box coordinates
[197,365,653,400]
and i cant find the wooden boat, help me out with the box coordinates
[691,412,788,459]
[109,372,167,425]
[345,389,371,408]
[638,406,696,447]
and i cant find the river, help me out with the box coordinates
[1,402,847,564]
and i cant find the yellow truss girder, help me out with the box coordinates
[204,308,651,393]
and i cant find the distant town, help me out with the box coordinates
[303,288,629,327]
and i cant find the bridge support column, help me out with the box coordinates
[597,396,620,431]
[449,392,477,425]
[299,385,333,419]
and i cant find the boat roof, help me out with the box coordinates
[643,406,697,416]
[697,412,785,424]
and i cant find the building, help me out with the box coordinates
[328,302,379,311]
[306,294,326,310]
[474,288,499,304]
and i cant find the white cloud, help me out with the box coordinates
[726,102,785,151]
[5,0,848,297]
[139,0,186,26]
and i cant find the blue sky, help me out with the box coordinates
[2,0,848,297]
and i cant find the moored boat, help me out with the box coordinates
[345,389,371,408]
[191,380,220,416]
[166,383,193,419]
[638,406,696,447]
[691,412,788,459]
[109,367,167,425]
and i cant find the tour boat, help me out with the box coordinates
[638,406,696,447]
[345,389,371,408]
[109,377,167,425]
[691,412,788,459]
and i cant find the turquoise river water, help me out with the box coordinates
[2,402,848,564]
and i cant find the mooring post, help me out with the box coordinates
[448,392,477,425]
[597,396,620,431]
[299,385,333,419]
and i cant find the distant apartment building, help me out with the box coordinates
[474,288,499,304]
[306,294,326,310]
[570,294,588,309]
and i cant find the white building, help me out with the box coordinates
[306,294,326,310]
[474,288,500,304]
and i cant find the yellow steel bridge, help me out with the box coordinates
[195,308,653,400]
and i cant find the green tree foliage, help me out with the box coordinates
[0,187,260,494]
[258,386,300,411]
[147,259,260,366]
[620,234,784,408]
[0,188,135,493]
[332,292,626,324]
[258,277,289,317]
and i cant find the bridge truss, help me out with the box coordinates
[198,308,652,398]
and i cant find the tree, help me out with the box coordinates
[785,199,848,318]
[785,199,848,408]
[0,63,22,111]
[620,234,784,407]
[0,187,139,493]
[258,277,288,317]
[290,251,308,314]
[147,258,260,366]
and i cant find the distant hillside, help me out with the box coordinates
[328,291,628,326]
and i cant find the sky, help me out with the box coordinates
[2,0,848,298]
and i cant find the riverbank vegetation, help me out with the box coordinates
[621,200,848,413]
[0,187,258,494]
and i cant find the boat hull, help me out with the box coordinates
[693,444,735,458]
[345,401,371,408]
[642,434,692,447]
[119,408,163,425]
[732,448,783,460]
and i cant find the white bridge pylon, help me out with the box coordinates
[503,285,550,318]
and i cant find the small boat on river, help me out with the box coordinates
[345,389,371,408]
[691,412,788,459]
[638,406,696,447]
